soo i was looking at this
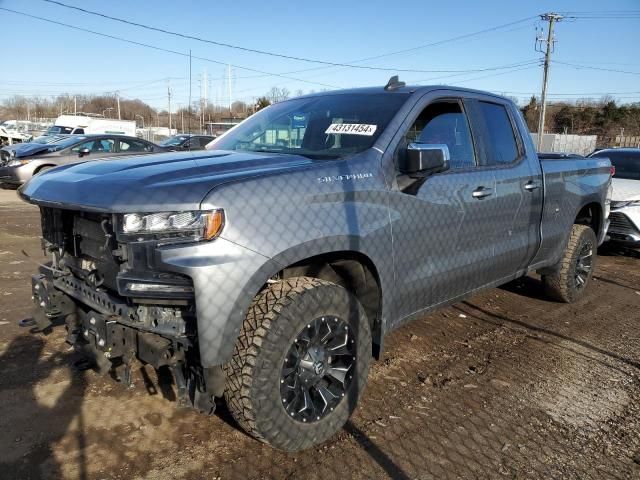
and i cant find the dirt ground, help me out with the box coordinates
[0,189,639,480]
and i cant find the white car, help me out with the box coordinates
[589,148,640,246]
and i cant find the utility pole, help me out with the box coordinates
[74,96,77,115]
[535,12,562,151]
[203,68,208,107]
[167,79,172,133]
[228,64,232,115]
[116,91,121,120]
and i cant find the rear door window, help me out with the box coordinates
[197,137,213,148]
[118,139,153,153]
[477,102,519,166]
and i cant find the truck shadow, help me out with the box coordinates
[598,243,640,260]
[0,334,88,480]
[343,421,412,480]
[458,301,640,372]
[499,276,549,301]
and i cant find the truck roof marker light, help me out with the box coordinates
[204,210,225,240]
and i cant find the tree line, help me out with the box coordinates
[2,90,639,140]
[521,96,640,139]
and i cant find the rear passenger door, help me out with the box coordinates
[389,95,500,323]
[469,99,543,279]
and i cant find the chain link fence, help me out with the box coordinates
[1,91,639,479]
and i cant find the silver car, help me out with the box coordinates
[589,148,640,245]
[0,134,165,187]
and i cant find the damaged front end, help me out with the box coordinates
[31,206,224,414]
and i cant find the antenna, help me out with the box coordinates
[384,75,405,91]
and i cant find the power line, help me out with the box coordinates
[233,23,534,81]
[552,60,640,76]
[41,0,538,73]
[404,60,540,84]
[233,59,542,96]
[0,7,339,89]
[499,90,640,96]
[449,64,540,85]
[0,77,186,87]
[560,10,640,19]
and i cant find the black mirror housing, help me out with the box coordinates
[399,143,450,175]
[78,147,91,157]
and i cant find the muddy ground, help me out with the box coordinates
[0,189,638,480]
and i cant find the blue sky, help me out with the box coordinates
[1,0,639,110]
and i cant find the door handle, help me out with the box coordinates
[524,181,541,191]
[472,186,493,199]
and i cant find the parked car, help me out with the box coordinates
[1,134,70,162]
[159,134,215,151]
[21,80,612,451]
[0,134,164,187]
[0,123,32,146]
[589,148,640,245]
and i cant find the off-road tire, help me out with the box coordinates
[543,224,597,303]
[224,276,371,451]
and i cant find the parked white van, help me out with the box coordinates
[47,114,136,137]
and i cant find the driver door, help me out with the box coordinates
[388,96,500,324]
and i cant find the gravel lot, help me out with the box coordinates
[0,189,639,479]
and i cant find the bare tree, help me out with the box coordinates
[267,87,290,104]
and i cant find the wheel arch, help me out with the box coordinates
[275,250,383,357]
[574,201,603,239]
[229,244,386,361]
[33,164,57,175]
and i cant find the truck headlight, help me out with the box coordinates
[120,209,224,241]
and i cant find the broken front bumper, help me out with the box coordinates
[31,271,224,411]
[31,272,191,370]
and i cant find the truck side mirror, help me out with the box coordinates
[78,147,91,157]
[399,143,450,175]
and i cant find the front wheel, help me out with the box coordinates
[543,224,597,303]
[224,276,371,451]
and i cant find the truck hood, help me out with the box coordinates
[19,150,315,212]
[611,178,640,202]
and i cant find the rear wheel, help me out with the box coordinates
[224,276,371,451]
[543,224,597,303]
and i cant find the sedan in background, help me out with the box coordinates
[0,134,165,187]
[1,134,69,162]
[159,134,215,151]
[589,148,640,246]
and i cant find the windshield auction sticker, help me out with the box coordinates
[325,123,377,136]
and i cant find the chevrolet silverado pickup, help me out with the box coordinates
[19,78,612,451]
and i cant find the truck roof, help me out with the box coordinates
[297,84,512,102]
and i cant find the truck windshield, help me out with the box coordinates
[210,93,409,159]
[591,151,640,180]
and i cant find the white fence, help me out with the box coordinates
[530,133,597,156]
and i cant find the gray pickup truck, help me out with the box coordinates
[20,79,612,451]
